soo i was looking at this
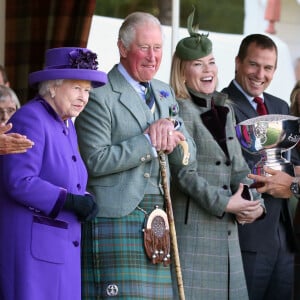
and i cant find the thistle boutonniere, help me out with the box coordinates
[169,103,179,118]
[159,90,170,100]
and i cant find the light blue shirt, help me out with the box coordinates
[117,63,157,156]
[117,63,147,101]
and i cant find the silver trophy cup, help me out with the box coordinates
[235,114,300,177]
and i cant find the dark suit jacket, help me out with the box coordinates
[222,80,297,253]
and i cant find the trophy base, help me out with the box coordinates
[253,148,295,177]
[250,161,295,189]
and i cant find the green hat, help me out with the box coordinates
[175,8,212,61]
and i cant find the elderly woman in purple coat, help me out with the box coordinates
[0,47,107,300]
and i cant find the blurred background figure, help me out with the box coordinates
[0,64,10,87]
[290,81,300,120]
[289,80,300,300]
[264,0,281,34]
[0,85,20,125]
[0,66,33,154]
[294,58,300,81]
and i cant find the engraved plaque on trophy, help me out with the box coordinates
[235,114,300,177]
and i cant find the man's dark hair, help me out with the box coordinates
[237,34,278,66]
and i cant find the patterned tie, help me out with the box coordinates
[254,97,268,115]
[140,82,155,112]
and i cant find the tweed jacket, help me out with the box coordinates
[170,91,263,300]
[75,65,196,218]
[222,81,297,252]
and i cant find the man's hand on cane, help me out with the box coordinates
[144,118,186,154]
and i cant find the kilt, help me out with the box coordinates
[81,195,173,299]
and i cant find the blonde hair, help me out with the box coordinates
[169,54,191,99]
[290,81,300,116]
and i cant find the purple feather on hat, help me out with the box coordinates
[69,49,99,70]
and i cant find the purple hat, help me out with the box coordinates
[29,47,107,88]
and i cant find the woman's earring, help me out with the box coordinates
[50,91,55,98]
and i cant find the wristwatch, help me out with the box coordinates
[290,177,300,197]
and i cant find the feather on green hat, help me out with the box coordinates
[175,7,212,61]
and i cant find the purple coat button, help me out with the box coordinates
[73,241,79,247]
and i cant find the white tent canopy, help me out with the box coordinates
[88,15,295,103]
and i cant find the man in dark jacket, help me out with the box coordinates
[222,33,296,300]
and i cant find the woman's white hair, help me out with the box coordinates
[38,79,64,97]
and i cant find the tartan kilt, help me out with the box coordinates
[81,195,173,299]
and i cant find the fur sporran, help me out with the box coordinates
[143,206,171,266]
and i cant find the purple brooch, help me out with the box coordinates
[69,49,98,70]
[159,90,170,99]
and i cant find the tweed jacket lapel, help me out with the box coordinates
[109,66,153,128]
[150,82,174,118]
[189,90,230,158]
[263,93,287,115]
[178,96,228,159]
[224,81,291,120]
[108,66,173,125]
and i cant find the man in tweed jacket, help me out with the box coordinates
[76,12,196,299]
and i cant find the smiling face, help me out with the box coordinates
[235,42,277,97]
[47,79,91,120]
[118,22,163,82]
[184,53,218,94]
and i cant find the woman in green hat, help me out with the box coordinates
[169,9,265,300]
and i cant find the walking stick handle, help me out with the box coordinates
[178,140,190,165]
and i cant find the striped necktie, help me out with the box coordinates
[140,82,155,112]
[254,97,268,115]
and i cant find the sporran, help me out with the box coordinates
[142,205,171,266]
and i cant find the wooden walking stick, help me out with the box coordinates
[158,138,189,300]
